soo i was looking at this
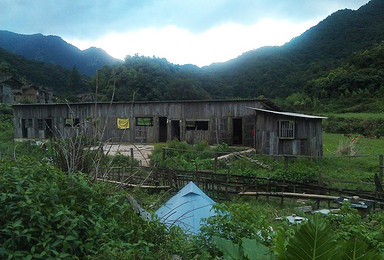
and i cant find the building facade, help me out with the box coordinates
[12,99,325,156]
[0,76,52,104]
[250,108,326,157]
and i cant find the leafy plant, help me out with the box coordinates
[341,236,378,260]
[0,157,181,259]
[213,236,274,260]
[284,215,339,259]
[336,137,359,156]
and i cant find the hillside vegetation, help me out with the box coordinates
[0,30,119,76]
[0,47,90,99]
[1,0,384,110]
[91,0,384,113]
[1,105,384,258]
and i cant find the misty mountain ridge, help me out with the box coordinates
[1,0,383,113]
[0,30,120,76]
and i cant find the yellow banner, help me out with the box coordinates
[117,118,130,129]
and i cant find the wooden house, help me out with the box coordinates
[0,76,52,104]
[249,107,326,157]
[0,76,23,104]
[12,99,326,156]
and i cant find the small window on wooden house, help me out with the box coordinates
[37,119,45,130]
[279,120,295,139]
[65,118,80,127]
[26,119,33,128]
[136,117,153,126]
[186,120,209,131]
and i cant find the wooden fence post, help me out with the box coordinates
[214,153,218,173]
[317,171,323,209]
[267,176,270,204]
[284,155,289,171]
[195,169,199,184]
[281,176,285,207]
[226,167,230,200]
[130,148,134,176]
[162,148,166,165]
[379,154,383,182]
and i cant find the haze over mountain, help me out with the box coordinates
[0,30,120,76]
[206,0,384,97]
[0,0,383,112]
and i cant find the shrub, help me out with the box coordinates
[0,158,178,259]
[336,137,359,156]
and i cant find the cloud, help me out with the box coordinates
[0,0,370,66]
[0,0,370,39]
[68,18,317,67]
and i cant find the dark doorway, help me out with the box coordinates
[233,118,243,145]
[45,119,53,138]
[159,117,167,142]
[22,119,28,138]
[171,120,180,141]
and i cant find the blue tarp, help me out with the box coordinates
[155,181,216,234]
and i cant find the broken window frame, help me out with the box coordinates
[185,120,209,131]
[64,118,80,127]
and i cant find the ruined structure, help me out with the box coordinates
[12,99,325,156]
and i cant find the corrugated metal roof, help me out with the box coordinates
[12,98,280,108]
[247,107,327,119]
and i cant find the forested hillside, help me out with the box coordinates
[91,0,384,112]
[0,30,120,76]
[0,47,90,98]
[1,0,383,111]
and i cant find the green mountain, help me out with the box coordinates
[1,0,383,111]
[0,47,90,98]
[91,0,384,111]
[0,30,120,76]
[207,0,384,99]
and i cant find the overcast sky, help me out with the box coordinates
[0,0,370,66]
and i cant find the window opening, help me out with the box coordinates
[279,120,295,139]
[37,119,45,130]
[65,118,80,127]
[186,120,209,131]
[136,117,153,126]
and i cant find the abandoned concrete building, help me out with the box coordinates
[12,99,326,156]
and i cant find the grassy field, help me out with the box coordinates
[319,133,383,184]
[322,112,384,119]
[152,134,384,191]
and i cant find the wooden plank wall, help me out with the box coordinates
[255,112,323,156]
[12,100,267,145]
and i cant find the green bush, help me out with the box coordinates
[323,116,384,135]
[0,158,179,259]
[150,140,217,169]
[199,203,275,249]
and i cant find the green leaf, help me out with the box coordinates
[242,238,273,260]
[340,236,379,260]
[285,215,339,260]
[213,236,243,260]
[274,228,287,260]
[54,211,64,218]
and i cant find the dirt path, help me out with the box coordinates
[103,144,154,166]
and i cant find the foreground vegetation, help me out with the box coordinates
[2,105,384,258]
[0,158,184,259]
[151,136,383,187]
[1,156,384,259]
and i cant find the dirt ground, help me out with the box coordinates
[102,143,154,166]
